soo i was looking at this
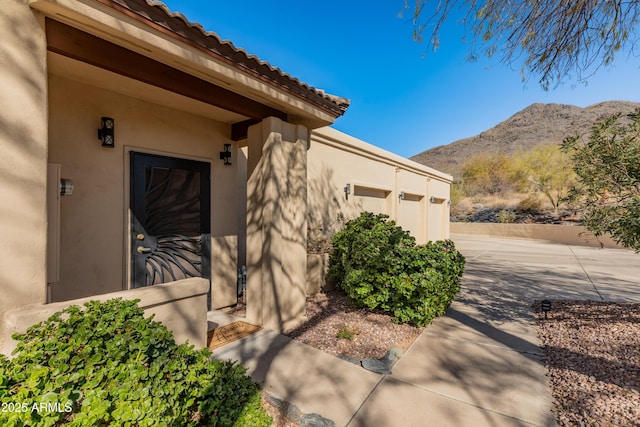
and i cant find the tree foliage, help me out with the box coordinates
[514,143,577,212]
[460,153,524,196]
[405,0,640,89]
[562,110,640,250]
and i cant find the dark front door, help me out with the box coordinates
[130,152,211,291]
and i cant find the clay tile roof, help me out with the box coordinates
[104,0,349,118]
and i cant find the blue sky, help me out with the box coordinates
[160,1,640,158]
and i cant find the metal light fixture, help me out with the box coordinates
[98,117,115,148]
[430,196,436,203]
[541,299,552,319]
[344,183,351,200]
[220,144,232,165]
[399,191,405,200]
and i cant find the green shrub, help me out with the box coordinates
[0,298,271,427]
[335,326,359,341]
[328,212,465,327]
[516,195,542,212]
[496,209,517,223]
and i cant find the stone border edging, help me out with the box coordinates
[265,394,335,426]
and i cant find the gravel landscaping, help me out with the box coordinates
[232,294,640,426]
[284,290,424,360]
[535,300,640,427]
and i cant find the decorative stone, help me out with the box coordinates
[361,347,403,374]
[282,401,301,422]
[300,413,336,427]
[265,394,283,408]
[337,354,360,365]
[388,346,404,359]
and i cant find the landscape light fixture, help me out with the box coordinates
[344,183,351,200]
[220,144,232,165]
[541,299,552,319]
[98,117,115,148]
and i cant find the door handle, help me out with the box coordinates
[137,246,152,254]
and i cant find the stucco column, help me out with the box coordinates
[0,4,48,318]
[246,117,308,331]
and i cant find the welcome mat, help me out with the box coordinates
[207,321,263,350]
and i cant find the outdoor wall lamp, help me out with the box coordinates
[98,117,115,148]
[399,191,405,200]
[430,196,436,204]
[541,299,552,319]
[220,144,232,165]
[344,183,351,200]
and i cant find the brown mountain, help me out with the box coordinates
[410,101,640,178]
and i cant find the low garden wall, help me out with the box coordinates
[451,223,622,248]
[0,277,209,356]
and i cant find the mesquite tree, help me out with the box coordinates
[405,0,640,89]
[562,110,640,250]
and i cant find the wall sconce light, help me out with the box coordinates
[220,144,232,165]
[399,191,405,200]
[344,183,351,200]
[59,178,74,196]
[430,196,436,204]
[98,117,115,148]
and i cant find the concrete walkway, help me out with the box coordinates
[209,235,640,427]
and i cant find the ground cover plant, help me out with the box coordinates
[328,212,465,327]
[0,298,271,427]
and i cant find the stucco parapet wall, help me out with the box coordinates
[451,222,623,249]
[1,278,209,356]
[30,0,345,126]
[311,127,453,183]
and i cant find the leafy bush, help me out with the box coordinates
[496,209,517,223]
[516,195,542,212]
[0,298,271,427]
[328,212,465,327]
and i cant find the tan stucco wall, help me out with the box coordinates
[246,117,308,331]
[451,223,623,248]
[308,127,452,244]
[1,277,209,356]
[0,3,49,315]
[428,178,451,240]
[47,72,239,307]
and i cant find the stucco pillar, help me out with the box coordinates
[246,117,308,331]
[0,4,48,317]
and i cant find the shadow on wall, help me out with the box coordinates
[0,5,48,315]
[246,125,308,331]
[306,164,363,245]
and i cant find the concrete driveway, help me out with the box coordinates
[348,234,640,426]
[211,235,640,426]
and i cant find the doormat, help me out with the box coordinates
[207,321,262,350]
